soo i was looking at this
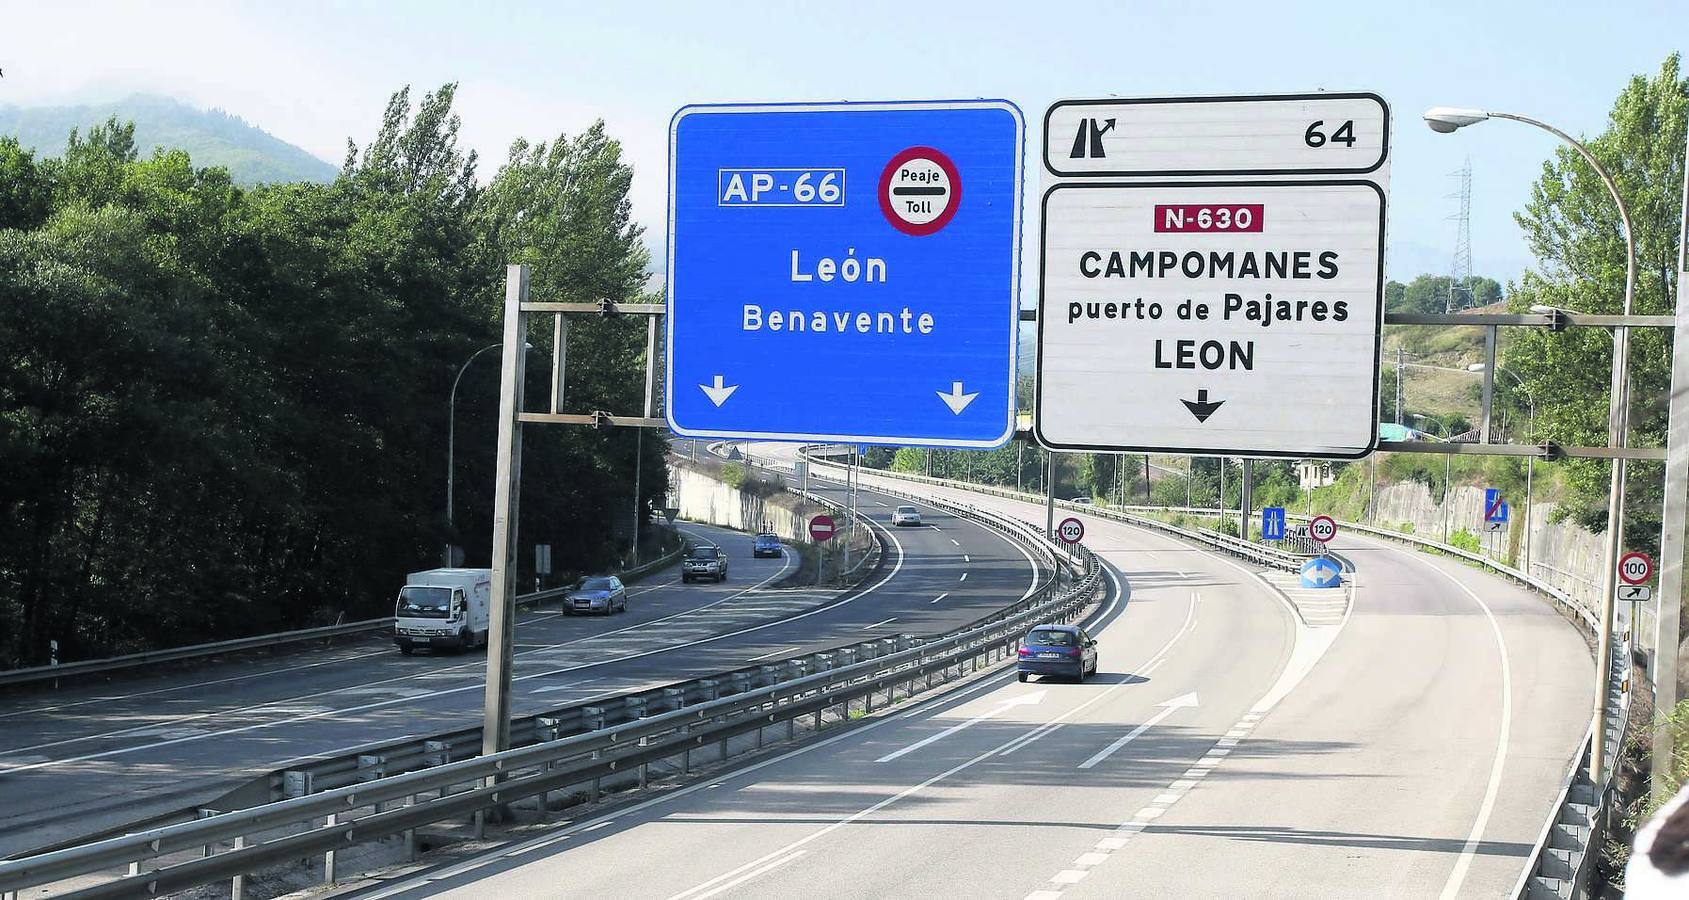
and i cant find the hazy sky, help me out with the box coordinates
[2,0,1684,285]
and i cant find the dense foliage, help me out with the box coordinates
[0,85,664,666]
[1502,54,1686,546]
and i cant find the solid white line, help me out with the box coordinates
[875,704,1011,763]
[746,646,801,662]
[930,592,949,604]
[1426,556,1514,900]
[863,617,898,630]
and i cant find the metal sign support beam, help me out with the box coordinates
[482,265,529,763]
[1653,128,1689,802]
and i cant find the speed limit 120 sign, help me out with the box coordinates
[1057,517,1085,545]
[1308,515,1338,544]
[1619,551,1654,586]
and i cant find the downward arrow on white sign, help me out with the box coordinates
[700,374,738,407]
[877,690,1046,762]
[1077,692,1200,769]
[937,381,979,415]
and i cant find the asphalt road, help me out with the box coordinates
[0,491,1041,857]
[339,450,1593,900]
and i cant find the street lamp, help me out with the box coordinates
[446,341,532,565]
[1426,105,1639,787]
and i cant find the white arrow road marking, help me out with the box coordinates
[877,690,1047,763]
[937,381,979,414]
[700,374,739,407]
[1077,693,1200,769]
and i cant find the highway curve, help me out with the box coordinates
[334,449,1593,899]
[0,481,1042,858]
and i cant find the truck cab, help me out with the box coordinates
[395,568,492,655]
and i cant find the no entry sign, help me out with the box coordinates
[809,514,837,543]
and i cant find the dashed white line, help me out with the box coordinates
[931,592,949,604]
[958,572,968,582]
[747,646,801,662]
[863,617,898,630]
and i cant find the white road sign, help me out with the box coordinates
[1035,180,1384,457]
[1044,93,1389,177]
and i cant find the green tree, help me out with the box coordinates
[1386,274,1504,314]
[1501,54,1686,544]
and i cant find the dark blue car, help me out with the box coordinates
[1017,623,1098,683]
[753,533,783,558]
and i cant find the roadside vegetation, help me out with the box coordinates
[0,85,662,667]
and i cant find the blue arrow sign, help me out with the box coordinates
[1262,507,1286,541]
[1300,557,1342,589]
[665,101,1025,447]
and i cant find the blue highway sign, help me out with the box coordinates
[665,101,1025,447]
[1484,488,1508,523]
[1262,506,1287,541]
[1300,556,1342,589]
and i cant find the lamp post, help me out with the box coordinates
[446,341,531,566]
[1425,106,1638,787]
[1412,413,1455,544]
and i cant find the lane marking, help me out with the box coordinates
[1418,553,1514,900]
[958,572,968,582]
[355,531,1119,900]
[746,646,801,662]
[875,691,1047,763]
[679,850,807,900]
[930,592,949,604]
[0,545,832,772]
[1075,693,1200,769]
[862,617,898,630]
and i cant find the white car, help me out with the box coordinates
[891,505,922,527]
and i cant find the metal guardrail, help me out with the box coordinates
[0,544,689,691]
[0,501,1101,899]
[829,462,1625,900]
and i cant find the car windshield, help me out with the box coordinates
[688,547,719,559]
[1027,629,1076,647]
[897,506,917,514]
[398,586,450,618]
[579,577,614,591]
[756,534,778,543]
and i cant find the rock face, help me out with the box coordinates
[1367,481,1606,621]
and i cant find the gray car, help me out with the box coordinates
[566,576,627,615]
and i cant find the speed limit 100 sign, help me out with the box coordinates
[1308,515,1338,544]
[1619,551,1654,586]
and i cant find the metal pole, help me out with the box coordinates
[1241,459,1253,540]
[1652,124,1689,801]
[446,342,502,566]
[629,316,657,563]
[1017,442,1023,492]
[1443,451,1452,545]
[1480,325,1497,443]
[1045,453,1056,538]
[1368,454,1377,523]
[1395,347,1404,425]
[1185,456,1192,508]
[1143,455,1151,503]
[481,264,529,761]
[1219,458,1227,530]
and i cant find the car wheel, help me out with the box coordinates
[1075,666,1086,683]
[1017,672,1028,683]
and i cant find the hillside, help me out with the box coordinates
[0,94,337,185]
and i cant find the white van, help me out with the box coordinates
[394,568,492,655]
